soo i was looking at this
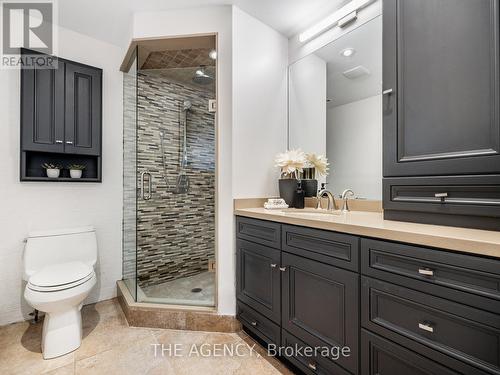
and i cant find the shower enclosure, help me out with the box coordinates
[122,35,217,307]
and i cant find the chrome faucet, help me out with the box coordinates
[341,189,355,212]
[316,188,338,211]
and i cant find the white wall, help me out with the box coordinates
[326,95,382,200]
[0,27,123,325]
[288,53,326,159]
[232,6,288,198]
[133,6,236,315]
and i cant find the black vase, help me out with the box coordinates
[279,179,298,207]
[301,179,318,198]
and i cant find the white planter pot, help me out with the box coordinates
[70,169,83,179]
[46,169,60,178]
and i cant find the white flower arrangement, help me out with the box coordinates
[306,153,329,177]
[275,149,306,179]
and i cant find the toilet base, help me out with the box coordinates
[42,305,82,359]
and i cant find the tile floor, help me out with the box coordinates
[140,272,215,307]
[0,299,293,375]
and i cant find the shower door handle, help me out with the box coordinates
[140,171,152,200]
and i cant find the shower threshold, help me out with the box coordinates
[138,271,215,307]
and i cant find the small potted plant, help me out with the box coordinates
[67,164,86,179]
[275,149,306,206]
[302,153,330,197]
[42,163,62,178]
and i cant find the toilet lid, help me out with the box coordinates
[28,262,93,290]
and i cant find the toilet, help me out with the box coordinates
[23,226,97,359]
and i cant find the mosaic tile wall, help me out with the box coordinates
[136,70,216,288]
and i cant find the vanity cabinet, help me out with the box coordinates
[382,0,500,229]
[20,48,102,181]
[236,216,500,375]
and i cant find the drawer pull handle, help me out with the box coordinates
[55,140,63,144]
[435,192,448,202]
[279,266,287,272]
[270,263,277,268]
[418,268,434,276]
[308,362,317,371]
[418,322,434,333]
[250,321,258,326]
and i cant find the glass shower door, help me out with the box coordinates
[122,48,138,301]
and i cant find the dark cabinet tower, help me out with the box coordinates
[20,49,102,181]
[383,0,500,229]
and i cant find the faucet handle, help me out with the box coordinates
[341,189,355,212]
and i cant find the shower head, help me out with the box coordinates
[192,65,213,85]
[182,100,192,111]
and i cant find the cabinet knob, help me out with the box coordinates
[418,322,434,333]
[270,263,277,268]
[66,141,73,145]
[279,266,287,272]
[418,268,434,276]
[382,88,394,95]
[250,321,258,327]
[308,362,317,371]
[55,140,63,144]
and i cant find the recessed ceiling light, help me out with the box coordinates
[340,48,355,57]
[209,49,217,60]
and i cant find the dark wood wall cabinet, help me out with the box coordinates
[236,216,500,375]
[382,0,500,230]
[20,48,102,182]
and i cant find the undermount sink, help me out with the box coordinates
[281,209,343,217]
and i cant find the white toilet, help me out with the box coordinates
[23,226,97,359]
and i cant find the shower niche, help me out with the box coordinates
[122,35,217,308]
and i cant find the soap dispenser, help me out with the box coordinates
[294,181,305,209]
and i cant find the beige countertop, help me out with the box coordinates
[234,207,500,258]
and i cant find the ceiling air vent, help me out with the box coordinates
[342,65,370,79]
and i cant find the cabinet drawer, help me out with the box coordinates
[281,330,351,375]
[236,217,281,249]
[361,238,500,314]
[361,277,500,374]
[361,329,489,375]
[236,239,281,323]
[237,301,280,347]
[282,224,359,271]
[383,176,500,230]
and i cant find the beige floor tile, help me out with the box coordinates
[0,298,284,375]
[75,334,161,375]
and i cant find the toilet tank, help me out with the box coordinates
[23,226,97,281]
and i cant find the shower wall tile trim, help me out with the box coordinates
[136,71,216,288]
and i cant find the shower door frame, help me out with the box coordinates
[121,33,219,312]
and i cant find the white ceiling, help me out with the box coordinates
[313,15,382,107]
[58,0,347,47]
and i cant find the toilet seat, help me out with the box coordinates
[27,261,94,292]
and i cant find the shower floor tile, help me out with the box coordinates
[139,271,215,306]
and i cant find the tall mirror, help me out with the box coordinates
[288,16,382,200]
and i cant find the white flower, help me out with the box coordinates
[306,153,329,176]
[275,149,306,177]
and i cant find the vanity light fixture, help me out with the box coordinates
[340,48,356,57]
[298,0,374,43]
[209,49,217,60]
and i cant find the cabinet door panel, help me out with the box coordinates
[282,252,359,374]
[21,59,65,153]
[383,0,500,177]
[236,239,281,324]
[65,62,102,155]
